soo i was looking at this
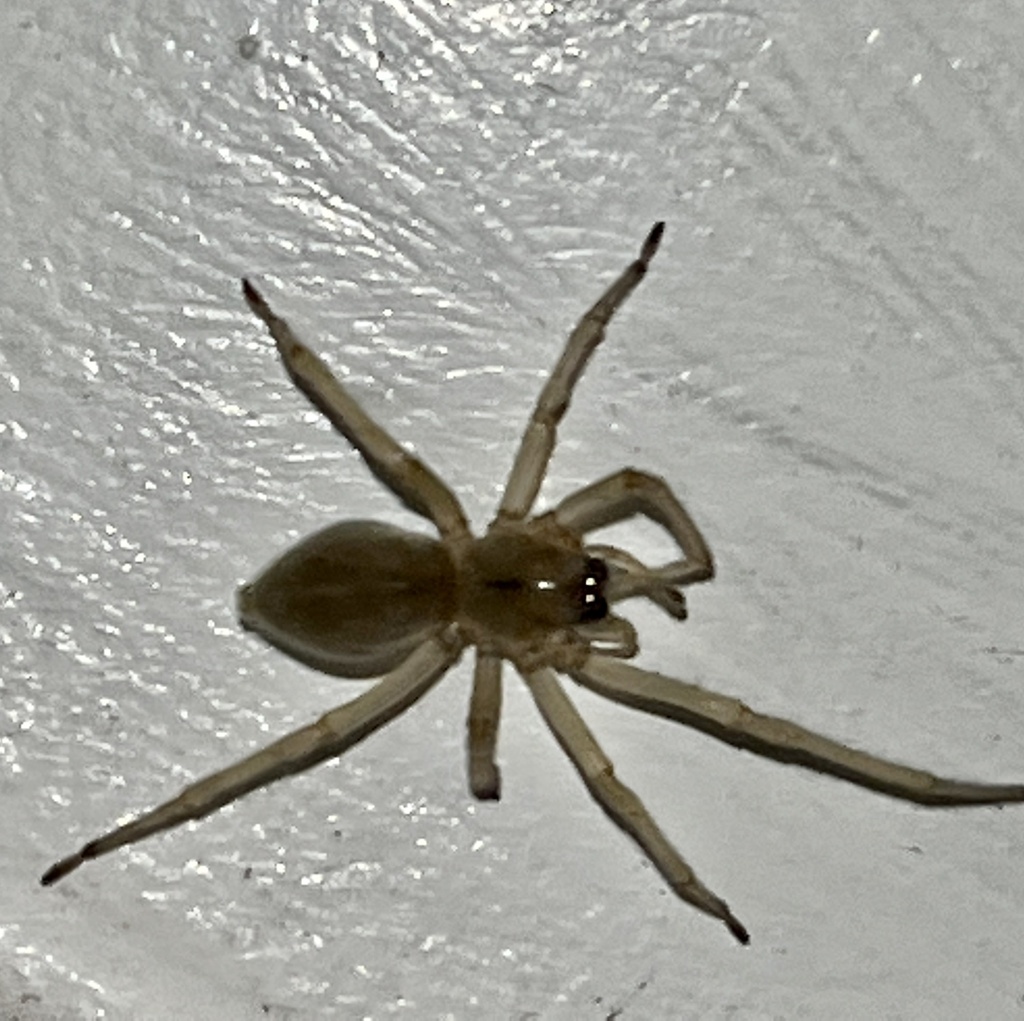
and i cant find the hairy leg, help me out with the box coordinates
[520,665,750,944]
[243,280,470,540]
[496,223,665,522]
[42,629,465,886]
[467,651,503,800]
[572,656,1024,806]
[551,469,714,597]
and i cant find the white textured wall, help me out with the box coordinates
[4,2,1024,1018]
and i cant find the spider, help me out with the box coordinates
[42,223,1024,944]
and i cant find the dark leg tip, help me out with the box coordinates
[641,222,666,263]
[41,853,82,887]
[728,915,751,945]
[241,277,262,307]
[470,766,502,802]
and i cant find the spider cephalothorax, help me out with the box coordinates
[456,525,622,667]
[43,223,1024,945]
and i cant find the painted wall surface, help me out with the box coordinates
[4,2,1023,1018]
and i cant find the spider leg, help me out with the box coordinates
[468,651,503,800]
[572,656,1024,807]
[41,629,464,886]
[520,665,750,945]
[496,223,665,522]
[551,469,714,608]
[242,280,470,541]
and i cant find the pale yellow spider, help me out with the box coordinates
[42,224,1024,943]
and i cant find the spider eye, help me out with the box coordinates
[580,557,609,621]
[580,594,608,622]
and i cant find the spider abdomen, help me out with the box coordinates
[238,521,456,678]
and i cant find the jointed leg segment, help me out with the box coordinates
[521,664,750,944]
[552,469,714,606]
[497,223,666,521]
[572,656,1024,806]
[467,651,503,800]
[42,629,465,887]
[242,280,470,541]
